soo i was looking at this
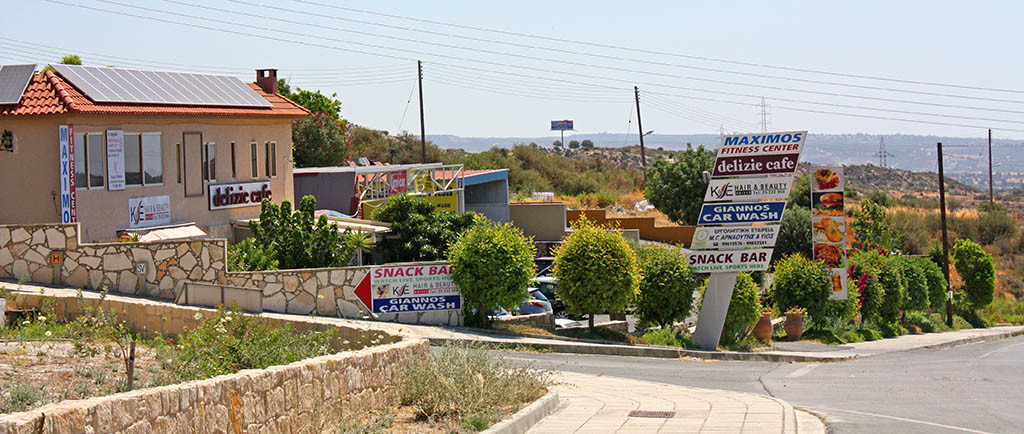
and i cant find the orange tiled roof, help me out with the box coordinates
[0,70,309,118]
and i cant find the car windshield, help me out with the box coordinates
[530,289,548,301]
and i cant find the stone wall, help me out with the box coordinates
[0,289,423,434]
[495,312,555,331]
[0,223,461,326]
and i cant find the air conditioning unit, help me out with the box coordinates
[0,130,15,153]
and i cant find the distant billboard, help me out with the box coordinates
[551,120,574,131]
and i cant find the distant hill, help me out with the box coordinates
[427,132,1024,189]
[795,163,980,198]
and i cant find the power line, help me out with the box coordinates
[644,93,757,130]
[642,97,754,132]
[141,0,1024,113]
[217,0,1023,104]
[44,0,1024,133]
[287,0,1024,95]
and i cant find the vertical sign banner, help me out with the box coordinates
[58,125,76,223]
[810,166,848,300]
[106,129,125,190]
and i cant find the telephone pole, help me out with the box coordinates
[988,128,994,204]
[418,60,426,164]
[634,86,647,174]
[937,142,954,327]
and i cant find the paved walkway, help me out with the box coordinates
[529,372,824,434]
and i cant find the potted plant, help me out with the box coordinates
[753,308,774,343]
[784,306,806,341]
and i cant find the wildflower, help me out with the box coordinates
[194,312,203,321]
[45,331,52,337]
[22,320,30,325]
[37,316,47,322]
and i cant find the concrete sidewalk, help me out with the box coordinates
[528,371,825,434]
[5,282,1021,363]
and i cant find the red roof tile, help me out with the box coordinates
[0,70,309,118]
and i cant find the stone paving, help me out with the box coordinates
[528,372,824,434]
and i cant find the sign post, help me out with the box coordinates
[692,131,806,350]
[810,166,849,300]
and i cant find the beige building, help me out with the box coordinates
[0,65,308,242]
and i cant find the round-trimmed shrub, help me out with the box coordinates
[952,239,995,309]
[635,244,697,329]
[877,257,906,323]
[895,257,929,311]
[918,258,948,310]
[771,254,831,322]
[699,272,761,345]
[850,250,904,323]
[449,223,537,325]
[553,218,639,326]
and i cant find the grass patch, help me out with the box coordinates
[640,327,692,348]
[493,323,555,336]
[0,382,45,414]
[559,327,648,345]
[980,297,1024,324]
[397,343,553,432]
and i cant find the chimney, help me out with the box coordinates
[255,69,278,94]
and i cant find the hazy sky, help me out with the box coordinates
[3,1,1023,140]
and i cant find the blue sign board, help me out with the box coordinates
[698,201,787,225]
[373,295,462,314]
[551,120,574,131]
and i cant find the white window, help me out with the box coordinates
[202,142,216,182]
[73,133,105,189]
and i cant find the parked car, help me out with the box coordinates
[531,276,571,318]
[534,256,555,276]
[516,289,553,315]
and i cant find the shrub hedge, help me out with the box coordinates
[771,254,831,322]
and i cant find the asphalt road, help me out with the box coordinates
[501,335,1024,434]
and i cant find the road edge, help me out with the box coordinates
[481,391,559,434]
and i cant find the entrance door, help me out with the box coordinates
[183,132,203,197]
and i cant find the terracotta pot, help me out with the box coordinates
[753,313,773,343]
[784,312,804,341]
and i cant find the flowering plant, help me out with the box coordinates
[785,306,806,315]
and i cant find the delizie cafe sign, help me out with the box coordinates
[209,181,272,210]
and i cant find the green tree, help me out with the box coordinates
[291,112,353,168]
[60,55,82,65]
[552,140,563,148]
[232,196,355,271]
[699,273,761,345]
[568,140,580,149]
[375,194,481,262]
[634,244,697,329]
[580,139,595,149]
[448,223,537,326]
[344,230,375,266]
[787,172,811,209]
[952,239,995,308]
[553,218,640,328]
[277,79,342,118]
[772,207,812,265]
[976,206,1017,245]
[643,145,716,225]
[850,200,898,251]
[771,254,832,323]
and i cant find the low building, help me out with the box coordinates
[0,64,308,242]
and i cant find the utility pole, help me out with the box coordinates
[634,86,647,175]
[418,60,426,164]
[937,142,954,327]
[988,128,994,204]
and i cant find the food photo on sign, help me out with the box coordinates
[812,166,843,191]
[814,243,846,269]
[813,216,846,243]
[811,192,844,217]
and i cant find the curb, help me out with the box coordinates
[481,391,559,434]
[920,328,1021,350]
[795,408,828,434]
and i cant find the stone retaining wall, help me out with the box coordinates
[0,290,425,434]
[495,312,555,331]
[0,223,461,326]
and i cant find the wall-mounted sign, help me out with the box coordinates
[209,181,272,210]
[551,120,574,131]
[58,125,77,223]
[703,176,793,202]
[811,166,848,300]
[388,171,407,195]
[697,201,787,225]
[691,225,780,250]
[128,195,171,229]
[106,129,125,191]
[689,249,773,273]
[353,263,462,314]
[711,153,801,178]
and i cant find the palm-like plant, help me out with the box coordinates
[344,230,375,266]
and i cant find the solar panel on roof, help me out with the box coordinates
[0,64,36,105]
[50,64,272,108]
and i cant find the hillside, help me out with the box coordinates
[794,163,980,198]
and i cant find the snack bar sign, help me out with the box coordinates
[811,166,849,300]
[353,264,463,314]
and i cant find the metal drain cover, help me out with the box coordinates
[628,410,676,418]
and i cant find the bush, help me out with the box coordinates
[901,311,939,333]
[553,218,640,327]
[169,308,338,382]
[643,145,716,224]
[375,194,482,263]
[895,257,929,311]
[953,292,989,329]
[850,200,899,251]
[242,196,355,270]
[977,207,1017,245]
[851,250,904,323]
[855,327,883,341]
[641,327,691,348]
[634,244,697,329]
[700,272,761,345]
[291,111,353,168]
[772,207,812,265]
[918,257,949,310]
[952,315,972,330]
[227,238,278,272]
[952,239,995,309]
[878,321,906,338]
[397,343,552,430]
[980,297,1024,324]
[449,223,537,326]
[771,254,831,323]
